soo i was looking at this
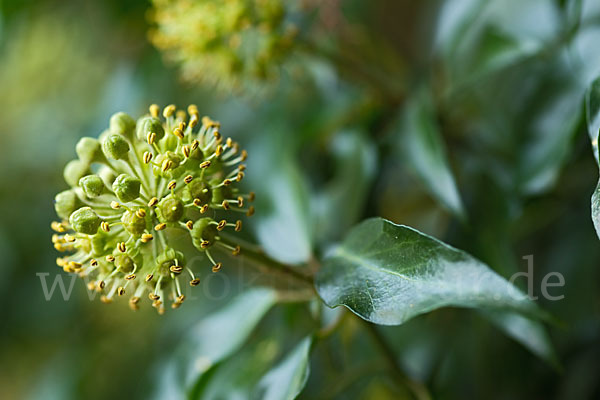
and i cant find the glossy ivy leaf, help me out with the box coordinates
[250,141,313,264]
[191,336,313,400]
[398,88,464,218]
[150,288,277,400]
[483,311,558,367]
[256,336,313,400]
[585,76,600,238]
[315,218,545,325]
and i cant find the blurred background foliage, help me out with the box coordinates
[1,0,599,399]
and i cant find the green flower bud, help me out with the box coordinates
[136,116,165,142]
[191,217,218,251]
[154,151,183,179]
[76,137,106,164]
[79,175,105,198]
[109,112,136,138]
[91,232,108,256]
[210,177,235,204]
[183,178,212,204]
[69,207,101,235]
[54,190,82,219]
[102,134,130,160]
[112,174,140,203]
[115,254,135,273]
[156,196,184,222]
[156,248,185,274]
[121,210,147,235]
[64,159,90,187]
[98,165,118,187]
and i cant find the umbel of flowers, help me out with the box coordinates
[52,104,254,314]
[149,0,298,91]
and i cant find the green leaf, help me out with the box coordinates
[191,336,313,400]
[585,76,600,238]
[482,311,558,367]
[185,288,277,377]
[250,149,313,264]
[398,88,464,218]
[256,336,313,400]
[315,218,546,325]
[150,288,277,399]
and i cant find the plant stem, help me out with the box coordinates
[219,235,314,286]
[361,320,432,400]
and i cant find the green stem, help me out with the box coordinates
[219,236,314,286]
[361,319,432,400]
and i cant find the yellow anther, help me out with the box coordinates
[149,104,160,118]
[212,263,222,273]
[191,140,199,150]
[238,164,246,171]
[106,255,115,262]
[193,198,202,206]
[141,233,154,243]
[136,208,146,218]
[182,145,191,158]
[187,104,198,116]
[101,221,110,232]
[217,220,227,231]
[248,192,255,202]
[241,150,248,161]
[51,221,67,232]
[125,274,136,280]
[232,245,241,256]
[64,234,76,243]
[200,160,211,169]
[149,293,160,301]
[163,104,176,118]
[100,295,112,304]
[223,179,232,186]
[200,204,209,213]
[237,196,244,208]
[215,145,224,156]
[118,287,125,296]
[98,280,106,289]
[235,220,242,232]
[147,131,156,145]
[117,242,126,252]
[90,259,98,267]
[185,220,194,230]
[161,159,173,172]
[190,278,200,286]
[155,223,167,231]
[168,180,177,190]
[184,175,193,184]
[222,200,230,210]
[148,197,159,207]
[200,240,210,249]
[145,274,154,282]
[170,265,183,273]
[246,206,255,217]
[173,128,184,139]
[236,172,244,182]
[189,115,198,128]
[226,137,233,147]
[110,201,121,209]
[143,151,153,164]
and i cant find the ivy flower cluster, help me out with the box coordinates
[149,0,298,91]
[52,104,254,313]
